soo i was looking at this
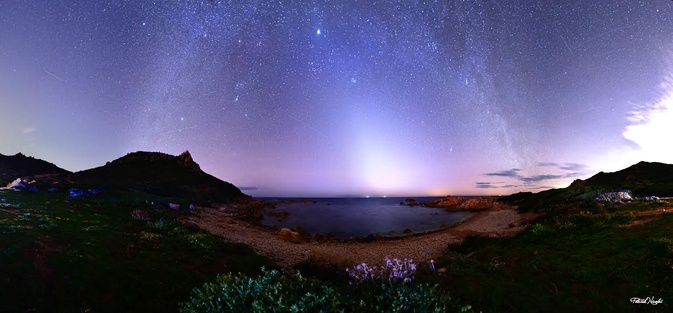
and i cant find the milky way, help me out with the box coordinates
[2,1,673,196]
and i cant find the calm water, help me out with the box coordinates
[259,197,472,239]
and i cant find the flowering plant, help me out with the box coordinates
[345,258,419,285]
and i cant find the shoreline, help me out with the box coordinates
[251,195,504,241]
[183,201,543,268]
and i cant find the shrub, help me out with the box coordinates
[348,282,469,313]
[130,209,151,221]
[179,268,340,313]
[150,217,170,230]
[180,266,474,313]
[529,223,547,237]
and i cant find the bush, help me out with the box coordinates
[179,268,341,313]
[180,267,473,313]
[347,282,467,313]
[528,223,547,237]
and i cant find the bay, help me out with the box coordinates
[259,197,472,239]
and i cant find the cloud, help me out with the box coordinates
[559,163,586,171]
[480,162,589,189]
[537,161,587,172]
[484,169,520,178]
[239,187,258,191]
[475,182,497,188]
[563,172,584,178]
[519,174,563,183]
[622,77,673,164]
[502,184,522,188]
[22,127,36,134]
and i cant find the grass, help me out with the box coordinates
[292,200,672,312]
[2,188,672,312]
[0,189,276,313]
[428,201,673,313]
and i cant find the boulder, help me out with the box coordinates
[596,190,633,203]
[278,228,293,239]
[7,178,28,190]
[290,231,302,243]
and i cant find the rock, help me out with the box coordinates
[178,150,201,171]
[7,178,28,190]
[278,228,301,243]
[437,268,447,274]
[225,217,236,224]
[403,228,413,235]
[290,231,302,243]
[596,190,633,203]
[278,228,293,239]
[169,203,180,210]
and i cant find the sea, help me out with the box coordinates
[258,197,472,239]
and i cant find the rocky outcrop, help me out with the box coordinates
[178,150,201,171]
[596,190,633,203]
[278,228,301,243]
[425,196,509,211]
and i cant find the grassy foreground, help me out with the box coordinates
[0,189,275,313]
[432,201,673,312]
[293,200,672,313]
[2,188,671,312]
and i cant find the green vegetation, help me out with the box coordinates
[180,267,474,313]
[0,189,275,313]
[434,201,673,312]
[2,187,672,312]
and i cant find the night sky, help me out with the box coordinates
[2,1,673,197]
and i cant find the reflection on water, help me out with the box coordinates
[260,197,472,239]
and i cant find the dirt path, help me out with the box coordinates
[183,207,542,268]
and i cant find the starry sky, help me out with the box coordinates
[2,0,673,197]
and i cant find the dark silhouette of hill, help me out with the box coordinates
[72,151,250,204]
[0,152,71,186]
[569,161,673,195]
[501,161,673,212]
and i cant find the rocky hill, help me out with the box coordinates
[569,161,673,196]
[0,153,71,186]
[72,150,249,204]
[501,161,673,212]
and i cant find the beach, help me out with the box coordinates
[183,202,542,268]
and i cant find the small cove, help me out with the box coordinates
[259,197,473,239]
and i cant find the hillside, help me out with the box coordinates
[570,161,673,196]
[72,150,249,204]
[502,161,673,212]
[0,153,71,186]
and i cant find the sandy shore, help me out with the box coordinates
[183,205,542,268]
